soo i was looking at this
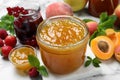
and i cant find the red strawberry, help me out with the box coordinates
[0,29,8,39]
[4,35,17,47]
[29,67,39,77]
[1,46,13,58]
[0,38,4,47]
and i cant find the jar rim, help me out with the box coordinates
[9,45,37,65]
[36,15,89,49]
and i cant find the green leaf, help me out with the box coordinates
[28,55,40,68]
[92,63,100,67]
[38,66,48,77]
[84,56,101,68]
[82,19,94,23]
[99,12,108,23]
[0,14,15,35]
[99,15,117,30]
[84,60,92,67]
[92,57,101,67]
[87,56,92,60]
[93,57,101,64]
[89,31,98,45]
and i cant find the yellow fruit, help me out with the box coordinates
[64,0,88,12]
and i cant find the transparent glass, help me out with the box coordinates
[36,16,89,74]
[14,1,43,47]
[9,45,36,71]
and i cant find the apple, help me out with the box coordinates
[64,0,88,12]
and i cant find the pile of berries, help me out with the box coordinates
[7,6,28,17]
[0,29,17,59]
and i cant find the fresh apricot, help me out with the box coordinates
[114,46,120,62]
[86,21,98,35]
[90,36,114,60]
[114,4,120,19]
[105,28,115,37]
[46,2,73,18]
[106,31,120,48]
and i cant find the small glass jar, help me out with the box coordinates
[14,1,43,47]
[36,15,89,74]
[88,0,119,17]
[9,45,36,71]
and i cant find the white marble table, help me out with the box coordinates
[0,0,120,80]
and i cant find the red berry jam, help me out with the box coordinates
[14,9,43,47]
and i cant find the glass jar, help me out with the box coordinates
[9,45,36,71]
[88,0,119,17]
[36,15,89,74]
[13,1,43,47]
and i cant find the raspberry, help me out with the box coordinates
[0,38,4,47]
[29,67,39,77]
[0,29,8,39]
[1,45,13,59]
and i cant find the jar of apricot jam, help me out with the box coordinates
[14,2,43,47]
[88,0,118,17]
[36,16,89,74]
[9,45,36,71]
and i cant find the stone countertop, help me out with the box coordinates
[0,0,120,80]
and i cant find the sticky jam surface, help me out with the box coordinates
[10,47,35,64]
[40,19,85,46]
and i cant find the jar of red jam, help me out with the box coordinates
[13,2,43,47]
[88,0,119,17]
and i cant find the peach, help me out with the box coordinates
[114,46,120,62]
[46,2,73,18]
[114,4,120,19]
[86,21,98,35]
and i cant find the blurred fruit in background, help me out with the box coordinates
[88,0,118,17]
[64,0,88,12]
[46,2,73,18]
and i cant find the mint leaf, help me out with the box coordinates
[84,60,91,67]
[38,66,48,77]
[84,56,101,68]
[87,56,92,60]
[0,14,14,35]
[93,57,101,64]
[99,12,108,23]
[28,55,48,77]
[83,19,94,23]
[28,55,40,68]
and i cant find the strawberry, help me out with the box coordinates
[0,38,4,47]
[4,35,17,47]
[0,29,8,39]
[1,45,13,58]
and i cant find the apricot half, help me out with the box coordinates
[90,36,114,60]
[106,29,120,48]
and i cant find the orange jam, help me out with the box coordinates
[9,45,36,71]
[36,16,89,74]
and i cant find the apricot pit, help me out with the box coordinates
[90,36,114,60]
